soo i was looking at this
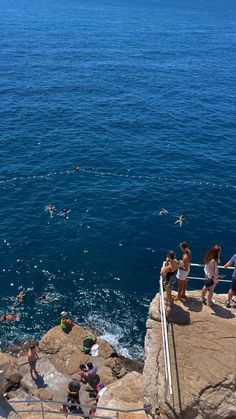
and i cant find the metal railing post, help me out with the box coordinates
[40,399,45,419]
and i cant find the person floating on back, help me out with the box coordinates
[60,311,74,333]
[224,252,236,308]
[60,208,71,219]
[174,215,185,227]
[159,208,168,216]
[45,204,56,217]
[27,343,39,380]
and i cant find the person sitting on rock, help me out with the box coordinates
[60,380,83,415]
[80,335,97,354]
[77,362,97,384]
[60,311,74,333]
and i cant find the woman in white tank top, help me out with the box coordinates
[202,246,221,306]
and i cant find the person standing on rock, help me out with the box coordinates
[60,380,83,415]
[224,253,236,308]
[201,246,221,307]
[175,242,191,301]
[27,343,39,380]
[161,250,179,307]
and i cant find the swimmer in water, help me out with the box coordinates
[40,294,51,302]
[45,204,56,217]
[60,208,71,219]
[159,208,168,216]
[174,215,186,227]
[0,313,19,322]
[74,166,80,172]
[13,290,26,307]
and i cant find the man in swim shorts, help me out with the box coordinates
[27,343,39,380]
[175,241,191,300]
[224,253,236,308]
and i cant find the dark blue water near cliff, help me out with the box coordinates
[0,0,236,359]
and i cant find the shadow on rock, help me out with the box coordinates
[167,304,190,325]
[211,304,235,319]
[34,374,48,389]
[182,297,203,313]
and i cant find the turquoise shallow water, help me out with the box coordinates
[0,0,236,359]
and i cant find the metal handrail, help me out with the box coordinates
[11,399,147,412]
[15,410,110,418]
[10,398,150,418]
[188,262,234,283]
[188,276,231,283]
[190,263,233,269]
[159,274,173,400]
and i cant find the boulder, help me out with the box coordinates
[39,325,116,364]
[97,366,115,386]
[8,398,64,419]
[105,356,143,378]
[7,388,28,401]
[97,371,146,417]
[0,353,22,392]
[51,348,89,375]
[31,388,54,400]
[19,357,69,402]
[38,325,90,354]
[96,338,117,359]
[106,371,142,403]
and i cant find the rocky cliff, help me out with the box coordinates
[1,292,236,418]
[143,291,236,419]
[0,323,147,418]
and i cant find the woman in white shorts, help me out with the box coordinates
[175,242,191,300]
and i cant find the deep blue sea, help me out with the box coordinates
[0,0,236,359]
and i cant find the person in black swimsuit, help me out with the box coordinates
[161,250,179,306]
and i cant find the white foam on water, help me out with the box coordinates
[86,314,143,361]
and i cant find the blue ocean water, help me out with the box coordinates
[0,0,236,359]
